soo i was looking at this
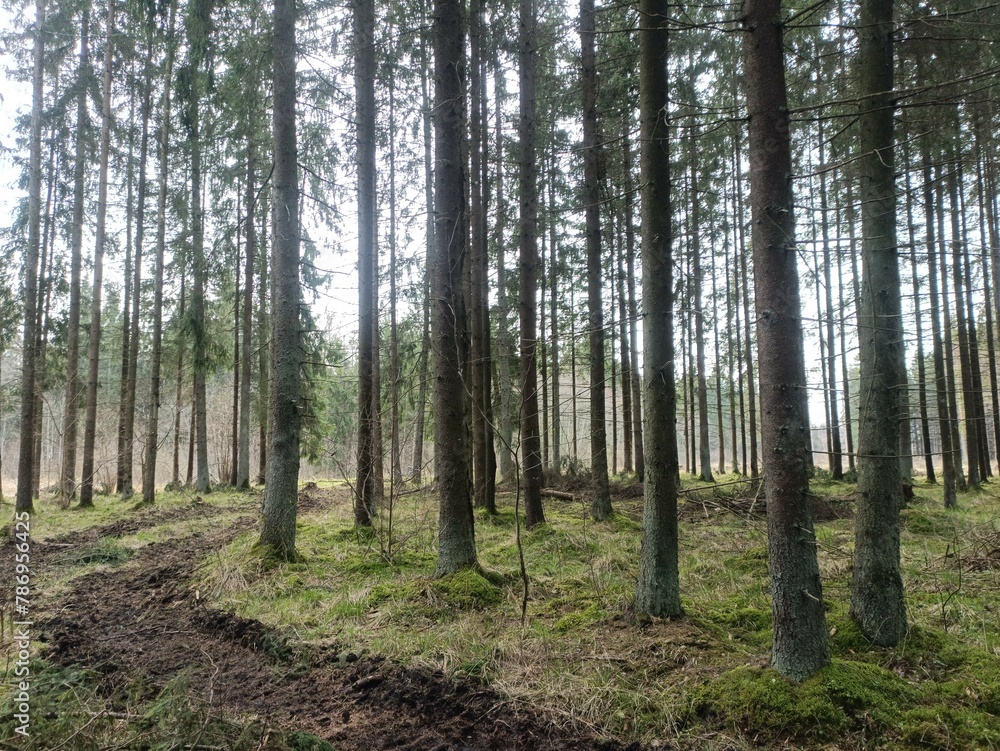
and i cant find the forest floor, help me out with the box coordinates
[1,471,998,750]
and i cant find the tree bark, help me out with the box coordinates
[59,6,90,508]
[634,0,680,618]
[433,0,478,572]
[850,0,908,647]
[623,125,644,481]
[142,0,178,504]
[743,0,829,680]
[16,0,46,515]
[580,0,611,518]
[258,0,302,560]
[519,0,545,528]
[354,0,377,526]
[80,0,115,509]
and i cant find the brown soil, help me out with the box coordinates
[36,512,645,750]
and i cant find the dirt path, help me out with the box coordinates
[36,507,645,750]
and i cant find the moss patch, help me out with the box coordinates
[430,568,504,609]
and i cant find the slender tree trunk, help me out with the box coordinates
[142,0,178,503]
[851,0,907,647]
[59,6,90,508]
[818,128,842,479]
[736,158,758,478]
[433,0,479,571]
[388,81,403,490]
[493,64,515,485]
[119,29,154,498]
[548,145,561,475]
[689,142,712,483]
[80,0,115,508]
[237,134,256,490]
[354,0,377,526]
[711,221,725,475]
[905,168,935,483]
[935,163,965,487]
[623,126,644,480]
[923,153,957,506]
[743,0,829,680]
[519,0,545,528]
[977,129,1000,477]
[634,0,680,618]
[116,81,136,496]
[947,161,980,489]
[231,197,242,487]
[257,194,269,485]
[411,39,434,484]
[258,0,302,559]
[581,0,611,518]
[617,213,633,474]
[173,272,186,488]
[16,0,46,515]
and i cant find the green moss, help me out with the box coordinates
[430,568,503,609]
[706,604,771,633]
[901,505,959,537]
[693,665,849,738]
[553,602,604,633]
[694,660,920,742]
[723,545,769,575]
[900,706,1000,749]
[819,660,915,724]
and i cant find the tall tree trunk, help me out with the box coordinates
[173,269,187,488]
[923,152,957,507]
[519,0,545,528]
[411,38,434,484]
[711,220,725,475]
[388,80,403,490]
[59,6,90,508]
[354,0,377,526]
[906,171,935,483]
[548,145,561,475]
[851,0,907,646]
[185,0,211,496]
[947,159,980,489]
[469,0,494,510]
[433,0,478,571]
[258,0,302,559]
[16,0,46,515]
[581,0,611,518]
[237,132,256,491]
[934,163,965,487]
[977,129,1000,478]
[736,157,758,478]
[493,63,515,485]
[634,0,680,618]
[257,192,269,485]
[689,141,712,483]
[80,0,115,508]
[743,0,829,680]
[623,125,644,480]
[116,80,136,497]
[818,128,842,479]
[142,0,178,504]
[231,196,242,487]
[119,28,154,498]
[617,212,633,474]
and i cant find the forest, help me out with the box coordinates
[0,0,999,747]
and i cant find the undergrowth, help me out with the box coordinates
[3,475,998,749]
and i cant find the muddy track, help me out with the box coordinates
[37,513,645,750]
